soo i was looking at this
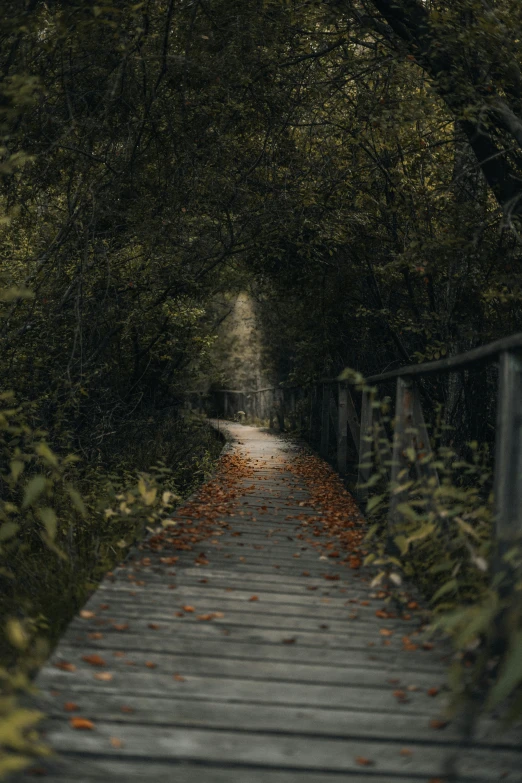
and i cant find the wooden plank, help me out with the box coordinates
[37,669,449,716]
[32,723,522,778]
[37,692,520,748]
[20,758,458,783]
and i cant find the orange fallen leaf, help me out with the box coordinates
[120,705,135,713]
[112,623,129,631]
[110,736,124,749]
[80,610,95,619]
[380,628,393,637]
[54,661,76,672]
[182,605,195,612]
[429,719,448,730]
[94,672,113,681]
[145,661,157,668]
[427,687,440,697]
[355,756,374,766]
[173,673,185,681]
[70,717,95,730]
[88,632,104,640]
[147,623,161,630]
[99,604,109,610]
[400,748,413,756]
[393,690,409,703]
[249,595,259,601]
[82,654,106,667]
[63,702,79,712]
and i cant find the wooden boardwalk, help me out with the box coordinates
[19,424,522,782]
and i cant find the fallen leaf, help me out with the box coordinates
[429,719,448,730]
[400,748,413,756]
[80,610,95,619]
[427,687,440,697]
[112,623,129,631]
[182,605,195,612]
[88,632,103,640]
[282,637,296,644]
[173,673,185,681]
[147,623,161,630]
[94,672,113,681]
[110,736,124,748]
[249,595,259,601]
[63,702,79,712]
[82,654,106,667]
[54,661,76,672]
[355,756,374,766]
[380,628,394,637]
[120,705,135,713]
[70,717,95,730]
[145,661,157,668]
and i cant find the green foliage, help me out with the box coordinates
[354,378,522,726]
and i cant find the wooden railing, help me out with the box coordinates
[211,332,522,566]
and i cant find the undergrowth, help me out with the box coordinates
[343,371,522,732]
[0,398,221,776]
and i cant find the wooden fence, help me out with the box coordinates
[212,332,522,566]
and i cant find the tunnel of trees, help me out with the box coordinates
[1,0,522,770]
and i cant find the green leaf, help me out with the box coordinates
[406,522,436,545]
[0,522,19,543]
[35,442,59,468]
[366,493,384,512]
[22,475,47,509]
[431,578,458,603]
[0,287,34,302]
[10,460,24,482]
[66,485,87,517]
[38,508,57,540]
[487,631,522,709]
[393,534,408,555]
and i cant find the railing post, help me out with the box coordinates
[494,350,522,569]
[276,388,285,431]
[357,389,374,501]
[389,377,412,529]
[346,387,360,456]
[337,382,348,476]
[320,383,331,458]
[269,389,275,429]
